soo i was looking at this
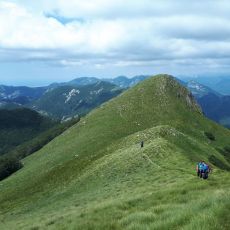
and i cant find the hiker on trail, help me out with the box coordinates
[196,161,210,179]
[202,162,210,179]
[141,141,144,148]
[196,161,204,178]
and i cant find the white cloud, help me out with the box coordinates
[49,0,230,20]
[1,0,230,73]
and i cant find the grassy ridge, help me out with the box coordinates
[0,75,229,229]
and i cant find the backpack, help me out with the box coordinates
[203,164,208,171]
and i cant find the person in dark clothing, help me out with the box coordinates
[141,141,144,148]
[196,161,211,179]
[202,163,210,179]
[196,161,206,178]
[196,161,203,177]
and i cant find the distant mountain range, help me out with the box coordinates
[185,80,221,98]
[0,75,230,127]
[30,81,123,119]
[0,76,149,119]
[196,93,230,128]
[178,80,230,128]
[0,85,47,105]
[50,75,150,88]
[180,75,230,95]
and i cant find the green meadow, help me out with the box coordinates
[0,75,229,229]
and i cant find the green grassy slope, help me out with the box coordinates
[0,75,229,230]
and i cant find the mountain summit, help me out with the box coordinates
[0,74,229,229]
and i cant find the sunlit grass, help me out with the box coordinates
[0,75,229,229]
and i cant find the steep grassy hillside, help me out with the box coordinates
[0,75,229,230]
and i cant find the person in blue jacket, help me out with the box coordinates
[196,161,204,178]
[202,163,210,179]
[196,161,210,179]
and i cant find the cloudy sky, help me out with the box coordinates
[0,0,230,86]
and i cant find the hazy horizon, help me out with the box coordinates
[1,73,230,88]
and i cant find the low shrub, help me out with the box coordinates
[0,156,23,180]
[204,131,215,141]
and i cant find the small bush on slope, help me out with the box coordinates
[0,156,22,180]
[204,131,216,141]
